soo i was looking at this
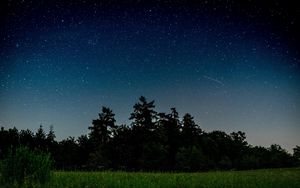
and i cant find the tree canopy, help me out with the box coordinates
[0,96,299,171]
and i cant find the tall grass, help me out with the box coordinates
[0,146,52,187]
[44,168,300,188]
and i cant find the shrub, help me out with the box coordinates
[0,146,52,186]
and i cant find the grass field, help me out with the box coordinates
[2,168,300,188]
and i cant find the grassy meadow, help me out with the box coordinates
[2,168,300,188]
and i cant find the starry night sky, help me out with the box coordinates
[0,0,299,152]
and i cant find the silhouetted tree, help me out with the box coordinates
[0,127,19,158]
[202,131,233,169]
[34,125,46,150]
[268,144,295,168]
[182,113,202,147]
[158,108,181,170]
[293,146,300,160]
[229,131,248,168]
[77,135,92,169]
[88,107,117,169]
[89,107,116,146]
[108,124,135,170]
[129,96,163,170]
[293,146,300,166]
[130,96,157,130]
[19,129,34,148]
[46,125,55,143]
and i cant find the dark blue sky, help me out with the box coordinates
[0,0,299,152]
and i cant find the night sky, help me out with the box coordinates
[1,0,299,152]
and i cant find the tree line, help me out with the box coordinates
[1,96,299,171]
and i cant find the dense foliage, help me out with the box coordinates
[0,96,299,171]
[0,146,52,186]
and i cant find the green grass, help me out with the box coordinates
[2,168,300,188]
